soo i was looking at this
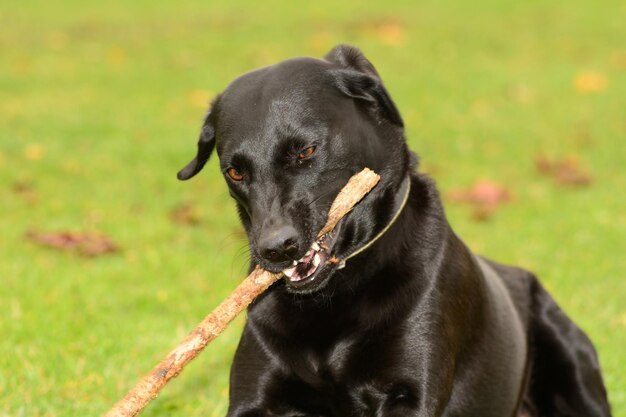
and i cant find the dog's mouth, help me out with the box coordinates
[281,229,340,290]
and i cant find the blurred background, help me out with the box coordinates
[1,0,624,416]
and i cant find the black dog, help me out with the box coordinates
[177,45,611,417]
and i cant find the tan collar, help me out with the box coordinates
[337,174,411,269]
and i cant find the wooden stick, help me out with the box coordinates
[104,168,380,417]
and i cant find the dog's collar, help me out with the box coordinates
[337,174,411,268]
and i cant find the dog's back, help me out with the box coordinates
[486,259,611,416]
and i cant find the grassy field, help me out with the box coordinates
[1,0,624,416]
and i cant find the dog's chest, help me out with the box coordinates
[272,329,422,415]
[244,284,428,415]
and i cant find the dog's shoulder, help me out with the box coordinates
[477,256,538,327]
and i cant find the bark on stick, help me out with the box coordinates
[104,168,380,417]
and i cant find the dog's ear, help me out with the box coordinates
[325,44,403,127]
[325,44,381,77]
[177,101,218,181]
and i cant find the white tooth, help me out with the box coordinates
[305,249,312,257]
[313,253,321,267]
[292,260,298,266]
[311,242,320,251]
[283,267,296,278]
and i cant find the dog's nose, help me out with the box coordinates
[258,225,300,263]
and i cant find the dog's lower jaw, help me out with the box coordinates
[282,233,331,282]
[283,261,339,294]
[281,228,341,293]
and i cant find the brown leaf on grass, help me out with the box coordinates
[534,154,592,187]
[534,154,553,174]
[106,46,126,66]
[355,18,407,45]
[573,71,608,94]
[470,204,498,222]
[186,89,213,109]
[169,203,202,226]
[25,230,119,257]
[24,144,44,160]
[308,30,334,53]
[12,180,38,204]
[447,179,512,206]
[446,179,512,221]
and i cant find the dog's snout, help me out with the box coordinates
[258,224,300,263]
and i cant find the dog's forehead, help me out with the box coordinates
[215,57,343,153]
[224,57,331,100]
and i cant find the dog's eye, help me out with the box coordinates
[227,167,244,181]
[297,146,316,160]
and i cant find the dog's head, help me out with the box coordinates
[178,45,412,294]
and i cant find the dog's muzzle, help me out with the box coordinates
[281,174,411,292]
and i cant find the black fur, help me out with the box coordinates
[178,44,611,417]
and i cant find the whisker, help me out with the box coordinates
[305,188,337,209]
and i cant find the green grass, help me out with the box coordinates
[1,0,624,415]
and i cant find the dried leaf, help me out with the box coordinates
[26,230,119,257]
[534,154,593,187]
[309,30,333,53]
[106,46,126,66]
[187,89,212,109]
[169,203,202,226]
[446,179,512,221]
[12,180,35,194]
[447,179,511,205]
[12,180,38,203]
[554,161,593,186]
[375,21,406,45]
[471,204,497,222]
[357,18,407,45]
[574,71,608,94]
[534,154,553,174]
[24,144,44,160]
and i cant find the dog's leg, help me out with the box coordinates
[226,325,274,416]
[227,323,333,417]
[527,278,611,417]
